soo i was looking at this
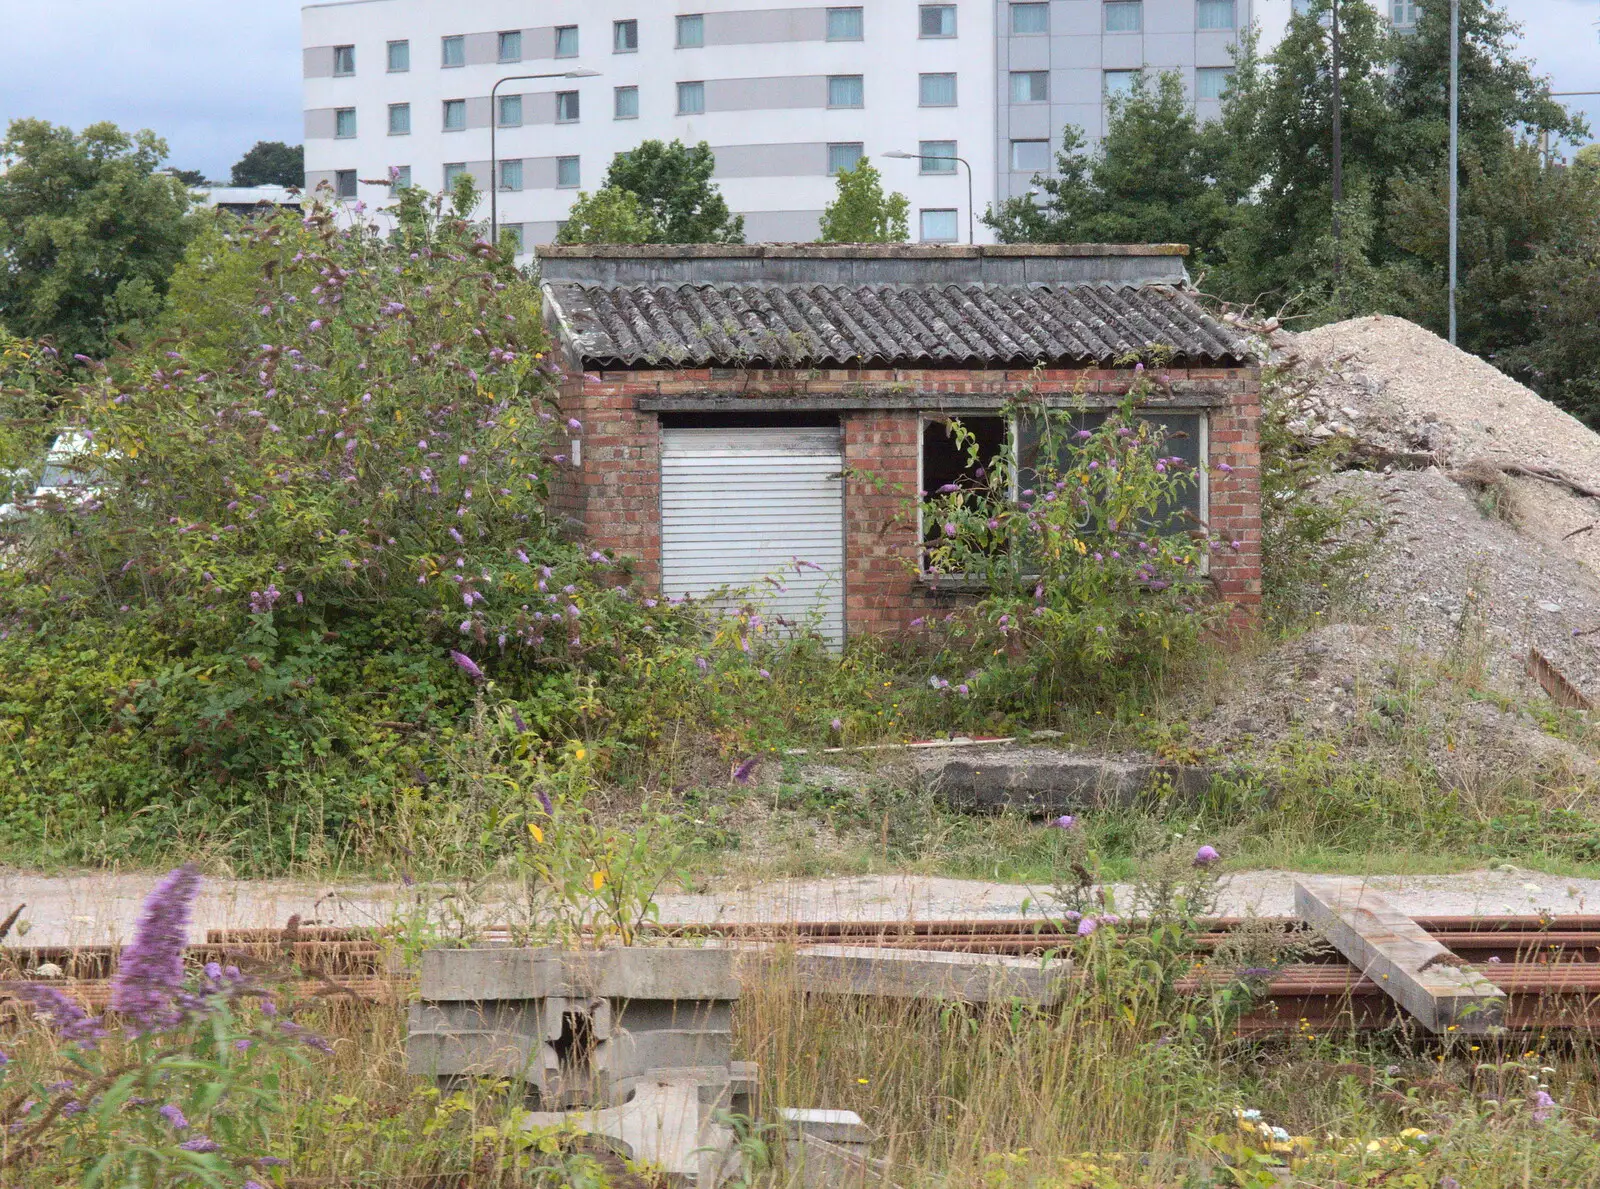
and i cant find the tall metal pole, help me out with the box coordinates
[487,69,599,249]
[1330,0,1344,317]
[1448,0,1460,346]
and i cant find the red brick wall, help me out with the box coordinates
[550,366,1263,639]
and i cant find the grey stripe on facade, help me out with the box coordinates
[303,46,335,78]
[464,31,499,66]
[704,7,826,45]
[304,108,339,139]
[304,169,338,191]
[712,143,831,179]
[496,157,572,189]
[705,75,828,112]
[738,209,825,243]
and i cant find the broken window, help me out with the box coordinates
[922,415,1008,561]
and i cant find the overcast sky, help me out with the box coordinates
[0,1,1595,181]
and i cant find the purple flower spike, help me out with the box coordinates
[1193,845,1221,868]
[448,650,485,683]
[1077,916,1099,936]
[110,866,203,1036]
[1532,1089,1557,1122]
[15,984,104,1043]
[732,757,760,784]
[1048,815,1077,830]
[160,1104,189,1130]
[177,1137,221,1153]
[830,718,844,732]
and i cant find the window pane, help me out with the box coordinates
[441,36,464,67]
[501,224,523,253]
[920,141,956,173]
[334,46,355,75]
[919,209,958,242]
[555,26,579,57]
[1011,3,1049,33]
[919,5,956,36]
[498,31,521,62]
[1104,70,1138,96]
[919,72,957,106]
[388,104,410,135]
[1196,0,1235,29]
[1019,412,1205,536]
[615,86,639,119]
[828,143,864,174]
[443,163,465,188]
[1009,71,1048,102]
[556,91,580,122]
[1391,0,1418,25]
[498,94,522,126]
[677,15,705,47]
[443,100,466,130]
[614,20,638,51]
[828,75,864,108]
[1010,139,1050,171]
[827,7,864,40]
[335,108,356,138]
[500,159,523,191]
[387,40,410,71]
[558,156,581,187]
[335,170,357,199]
[1196,67,1232,100]
[677,81,705,115]
[390,165,412,194]
[1105,2,1143,32]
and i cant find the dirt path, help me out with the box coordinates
[2,868,1597,948]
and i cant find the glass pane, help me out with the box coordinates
[558,156,580,187]
[498,31,521,62]
[389,104,410,135]
[828,143,863,174]
[1105,2,1143,33]
[677,82,704,114]
[1011,3,1049,33]
[390,165,412,193]
[677,15,704,47]
[443,100,465,130]
[1010,71,1047,102]
[615,86,639,118]
[827,7,864,39]
[1104,71,1137,95]
[387,41,409,71]
[919,209,958,242]
[498,95,522,126]
[336,171,357,199]
[334,46,355,75]
[557,92,579,121]
[828,75,863,107]
[919,73,957,106]
[335,109,356,138]
[502,225,523,252]
[1196,0,1235,29]
[920,5,955,35]
[500,160,522,191]
[1010,139,1049,171]
[555,26,579,57]
[614,20,638,51]
[920,141,956,173]
[444,163,465,187]
[1196,67,1232,100]
[1017,411,1204,537]
[441,36,464,67]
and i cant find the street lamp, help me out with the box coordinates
[490,68,601,249]
[883,150,975,245]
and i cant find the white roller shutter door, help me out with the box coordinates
[661,427,846,648]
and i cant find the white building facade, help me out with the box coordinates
[302,1,1411,249]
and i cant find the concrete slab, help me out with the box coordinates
[792,945,1070,1005]
[915,746,1214,814]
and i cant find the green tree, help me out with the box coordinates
[601,140,743,244]
[169,168,209,187]
[555,186,659,244]
[0,120,194,358]
[817,158,909,243]
[230,141,304,188]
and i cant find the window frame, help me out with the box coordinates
[554,25,579,58]
[334,169,358,200]
[501,224,524,254]
[826,6,865,41]
[557,155,581,188]
[677,80,706,115]
[387,40,410,72]
[1103,69,1139,97]
[333,45,356,76]
[1195,66,1233,101]
[918,207,959,243]
[333,107,357,139]
[1104,1,1144,33]
[1009,138,1050,172]
[388,103,411,136]
[919,72,957,108]
[614,85,640,120]
[498,94,523,128]
[918,4,957,37]
[1196,0,1236,31]
[1010,3,1050,34]
[441,35,465,68]
[919,140,957,175]
[442,99,467,132]
[498,30,522,63]
[1390,0,1419,27]
[613,19,639,52]
[1009,70,1049,104]
[499,158,524,193]
[443,162,467,189]
[555,91,581,123]
[676,14,705,48]
[389,165,412,195]
[827,142,865,175]
[827,74,865,109]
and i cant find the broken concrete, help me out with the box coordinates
[915,746,1214,814]
[791,945,1071,1005]
[781,1110,893,1189]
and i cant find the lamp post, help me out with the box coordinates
[883,150,975,244]
[489,68,600,249]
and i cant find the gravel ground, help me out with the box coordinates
[4,869,1599,949]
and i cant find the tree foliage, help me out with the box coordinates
[230,141,305,188]
[0,120,194,358]
[817,158,909,243]
[555,186,658,244]
[600,140,744,244]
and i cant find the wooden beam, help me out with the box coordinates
[1294,877,1505,1034]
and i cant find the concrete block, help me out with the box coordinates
[793,946,1071,1005]
[781,1108,875,1149]
[406,1003,541,1081]
[785,1132,898,1189]
[916,746,1213,815]
[419,946,739,1003]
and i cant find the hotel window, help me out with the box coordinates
[558,156,581,187]
[441,35,465,68]
[386,40,409,72]
[556,91,580,122]
[1196,67,1233,100]
[1391,0,1419,26]
[919,5,956,37]
[828,75,864,108]
[919,208,958,243]
[919,141,957,174]
[1196,0,1235,30]
[499,159,523,192]
[333,45,355,76]
[498,31,522,63]
[677,15,705,47]
[920,72,957,107]
[443,162,466,188]
[335,170,357,199]
[614,19,638,52]
[388,103,411,135]
[677,81,705,115]
[500,224,524,253]
[1104,70,1139,96]
[334,108,357,139]
[1010,71,1048,103]
[1010,139,1050,172]
[827,7,864,40]
[389,165,412,194]
[442,99,466,131]
[1105,2,1143,32]
[828,142,864,175]
[615,85,639,119]
[498,94,522,127]
[1011,3,1049,34]
[555,26,579,57]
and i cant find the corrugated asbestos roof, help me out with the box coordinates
[542,281,1248,369]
